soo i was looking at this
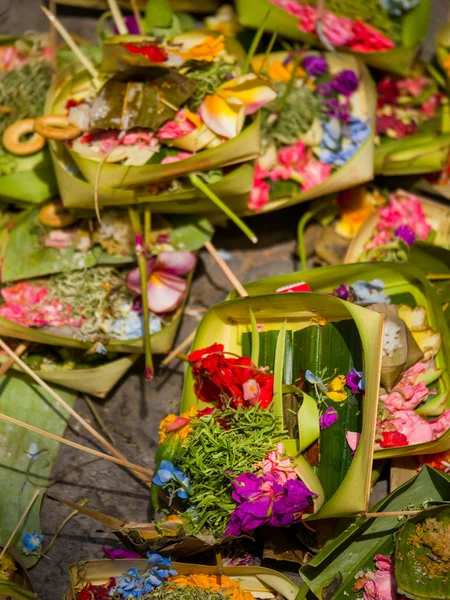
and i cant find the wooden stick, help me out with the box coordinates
[360,510,422,518]
[0,412,153,479]
[130,0,144,35]
[204,241,248,298]
[41,7,100,84]
[49,1,58,73]
[107,0,128,34]
[160,329,197,367]
[0,342,29,377]
[0,337,150,487]
[426,274,450,280]
[0,490,40,560]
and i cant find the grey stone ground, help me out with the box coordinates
[1,0,449,597]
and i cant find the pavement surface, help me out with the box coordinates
[1,1,448,597]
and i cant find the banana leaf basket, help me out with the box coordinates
[233,262,450,458]
[243,51,375,217]
[344,191,450,263]
[181,292,383,519]
[235,0,430,76]
[300,465,450,600]
[0,549,36,599]
[67,559,299,599]
[0,36,57,205]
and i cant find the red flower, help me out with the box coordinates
[77,578,116,599]
[379,431,409,448]
[65,98,80,111]
[123,43,167,63]
[188,345,274,409]
[376,77,400,108]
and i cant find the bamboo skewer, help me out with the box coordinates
[360,510,422,518]
[0,412,153,479]
[107,0,128,34]
[130,0,145,35]
[0,342,29,377]
[0,490,40,560]
[160,329,197,368]
[41,7,100,85]
[204,241,248,298]
[0,337,150,487]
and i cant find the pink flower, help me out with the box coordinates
[422,94,441,118]
[126,251,196,313]
[248,169,271,211]
[157,110,198,140]
[383,410,434,446]
[301,160,332,191]
[346,431,360,453]
[269,165,292,181]
[430,410,450,436]
[160,152,193,164]
[243,379,261,403]
[397,77,430,97]
[349,21,395,53]
[256,443,297,485]
[322,12,355,46]
[278,141,306,168]
[362,554,397,600]
[43,229,77,249]
[380,363,431,411]
[121,129,154,146]
[294,3,317,32]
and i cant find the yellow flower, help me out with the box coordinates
[325,375,348,402]
[335,186,381,239]
[200,73,277,138]
[443,54,450,76]
[172,33,225,62]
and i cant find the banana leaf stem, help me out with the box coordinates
[128,208,154,380]
[258,30,278,74]
[297,209,315,271]
[189,173,257,244]
[42,498,88,556]
[441,98,450,134]
[83,394,115,446]
[242,9,271,74]
[144,207,152,249]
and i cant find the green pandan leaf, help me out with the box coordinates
[144,0,173,31]
[167,214,214,252]
[249,307,260,367]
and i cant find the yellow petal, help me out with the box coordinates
[325,375,348,402]
[218,73,277,115]
[199,93,245,138]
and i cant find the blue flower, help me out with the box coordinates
[380,0,419,16]
[351,279,391,304]
[22,530,44,555]
[305,370,328,393]
[26,443,40,461]
[319,117,370,167]
[115,553,177,598]
[153,460,190,499]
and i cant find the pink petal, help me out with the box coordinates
[165,416,191,432]
[346,431,361,452]
[155,251,196,276]
[125,259,156,294]
[147,273,187,313]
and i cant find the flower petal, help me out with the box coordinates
[199,94,246,138]
[126,259,156,294]
[147,273,187,313]
[155,251,196,276]
[218,73,277,115]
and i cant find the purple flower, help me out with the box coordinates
[268,480,315,527]
[103,546,141,560]
[323,98,351,123]
[346,370,365,394]
[303,55,328,76]
[331,70,359,97]
[333,284,350,300]
[113,16,141,35]
[395,225,416,246]
[319,407,338,429]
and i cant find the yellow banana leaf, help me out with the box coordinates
[236,0,430,76]
[344,191,450,262]
[68,559,299,599]
[233,262,450,458]
[180,292,383,519]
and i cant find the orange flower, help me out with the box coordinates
[251,57,306,83]
[172,34,225,62]
[158,406,197,444]
[170,574,254,600]
[443,54,450,77]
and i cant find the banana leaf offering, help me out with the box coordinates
[54,0,219,14]
[151,292,383,545]
[0,212,209,355]
[300,465,450,600]
[374,65,450,176]
[235,262,450,458]
[236,0,430,75]
[243,51,374,215]
[0,35,57,205]
[344,188,450,263]
[46,31,276,195]
[68,558,299,599]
